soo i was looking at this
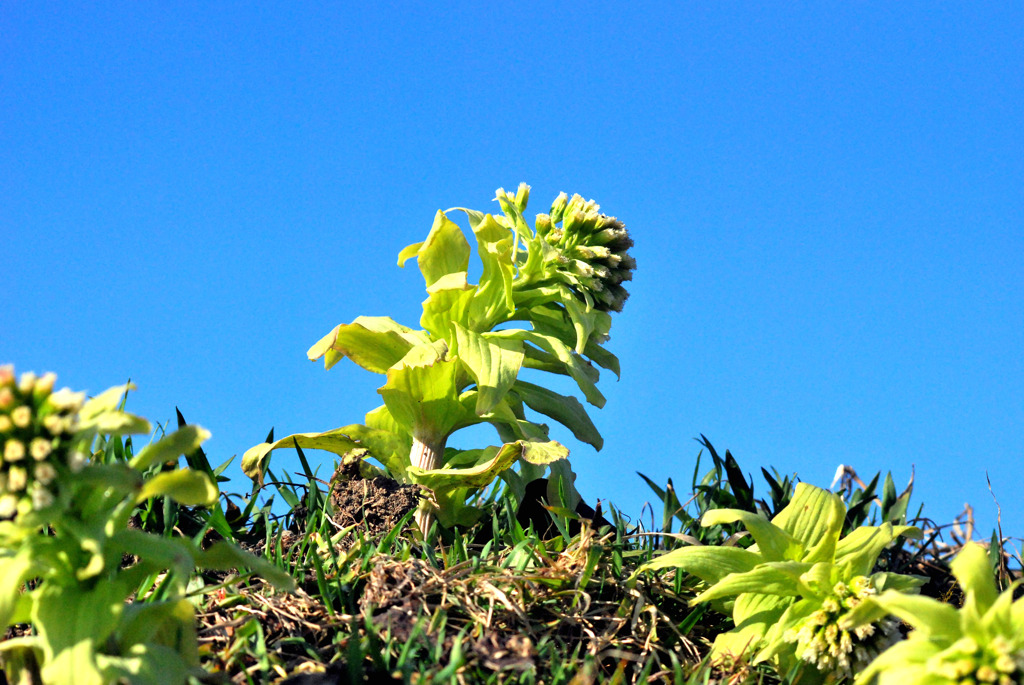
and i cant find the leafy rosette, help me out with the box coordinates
[638,483,923,681]
[844,542,1024,685]
[243,185,632,533]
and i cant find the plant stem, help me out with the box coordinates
[410,434,445,535]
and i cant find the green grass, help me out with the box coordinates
[4,430,1021,685]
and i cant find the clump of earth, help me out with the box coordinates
[327,457,423,540]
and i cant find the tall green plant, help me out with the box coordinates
[243,184,635,533]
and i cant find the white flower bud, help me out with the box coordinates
[7,466,27,492]
[18,372,37,393]
[30,438,52,461]
[0,494,17,518]
[68,451,87,472]
[11,406,32,429]
[0,388,13,410]
[4,439,26,462]
[48,388,86,412]
[34,462,56,485]
[35,372,57,395]
[0,365,14,386]
[30,484,54,510]
[0,416,11,433]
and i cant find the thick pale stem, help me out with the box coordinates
[411,434,445,536]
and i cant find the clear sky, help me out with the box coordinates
[3,4,1022,545]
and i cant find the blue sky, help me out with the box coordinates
[3,4,1022,544]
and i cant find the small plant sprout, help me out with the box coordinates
[638,483,924,682]
[843,541,1024,685]
[243,185,634,534]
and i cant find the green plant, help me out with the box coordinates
[0,366,293,685]
[242,184,634,533]
[843,541,1023,685]
[638,482,924,683]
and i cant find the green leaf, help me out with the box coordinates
[111,529,195,576]
[420,282,476,342]
[130,425,211,471]
[847,591,961,641]
[513,381,603,450]
[410,210,472,288]
[136,470,218,506]
[510,330,605,408]
[834,523,922,577]
[0,549,36,629]
[77,384,152,435]
[408,442,524,492]
[520,440,569,465]
[242,427,365,483]
[307,317,429,372]
[851,639,940,685]
[453,324,524,415]
[639,545,762,583]
[380,356,475,443]
[771,483,846,563]
[34,580,127,685]
[397,241,424,267]
[195,541,297,591]
[951,542,999,617]
[701,509,803,562]
[467,213,515,324]
[694,561,813,604]
[97,644,192,685]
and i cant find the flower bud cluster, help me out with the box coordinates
[929,636,1023,685]
[534,193,636,313]
[784,576,900,679]
[0,365,86,519]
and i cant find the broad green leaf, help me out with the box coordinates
[131,425,211,471]
[453,324,524,415]
[950,541,998,615]
[712,593,793,659]
[694,561,812,604]
[97,644,191,685]
[513,381,603,450]
[380,357,474,444]
[755,598,818,664]
[116,599,197,663]
[639,545,762,583]
[771,483,846,563]
[307,317,429,372]
[408,442,524,492]
[111,529,195,576]
[195,541,297,591]
[872,571,925,595]
[834,523,922,576]
[34,580,127,685]
[852,640,940,685]
[412,210,471,288]
[851,591,961,640]
[0,549,36,629]
[509,330,605,407]
[397,241,424,267]
[242,428,364,483]
[701,509,803,562]
[136,470,218,506]
[77,384,152,435]
[520,440,569,465]
[468,213,515,324]
[419,279,476,342]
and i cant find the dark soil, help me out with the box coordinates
[328,458,423,541]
